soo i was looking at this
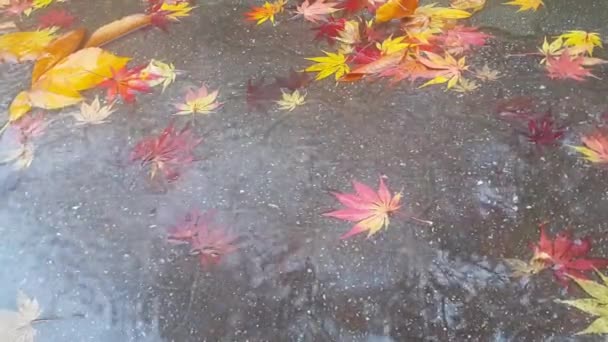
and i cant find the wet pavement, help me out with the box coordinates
[1,0,608,341]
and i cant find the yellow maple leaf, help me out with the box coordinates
[305,51,350,81]
[450,0,486,12]
[9,47,130,121]
[503,0,543,12]
[558,30,603,56]
[0,28,57,63]
[173,84,222,116]
[160,2,195,20]
[376,36,411,55]
[538,36,564,63]
[557,270,608,335]
[451,78,479,93]
[417,51,468,89]
[244,0,286,26]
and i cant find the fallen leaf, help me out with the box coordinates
[276,90,306,111]
[167,210,238,268]
[341,51,403,82]
[174,84,222,116]
[1,0,32,16]
[557,30,603,56]
[140,59,176,92]
[451,77,479,92]
[0,291,42,342]
[417,51,468,89]
[131,121,202,182]
[504,258,541,278]
[0,28,57,63]
[311,17,346,45]
[557,270,608,335]
[450,0,485,12]
[9,47,130,121]
[72,96,115,125]
[474,64,501,81]
[274,68,311,91]
[305,51,350,81]
[246,77,282,112]
[433,25,491,55]
[323,177,431,239]
[528,223,608,287]
[546,50,596,81]
[0,113,46,169]
[538,36,564,64]
[339,0,371,13]
[570,131,608,163]
[335,19,360,46]
[37,9,75,29]
[503,0,543,12]
[375,0,418,23]
[244,0,285,26]
[148,0,195,30]
[295,0,340,23]
[31,28,87,84]
[376,35,411,55]
[98,64,155,103]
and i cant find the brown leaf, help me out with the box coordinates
[84,13,152,48]
[31,28,86,85]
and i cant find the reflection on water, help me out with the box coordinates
[1,0,608,340]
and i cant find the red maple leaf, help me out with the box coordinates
[167,210,238,268]
[130,121,202,182]
[273,69,311,91]
[324,177,431,239]
[311,18,345,45]
[37,9,76,29]
[349,46,382,65]
[531,223,608,287]
[246,77,282,112]
[98,65,156,103]
[525,112,564,145]
[546,51,596,81]
[432,25,491,55]
[1,0,32,17]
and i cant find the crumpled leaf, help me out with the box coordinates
[305,51,350,81]
[570,131,608,163]
[0,290,42,342]
[276,90,306,111]
[174,84,222,116]
[295,0,340,23]
[9,47,130,121]
[131,121,202,182]
[167,210,238,268]
[503,0,543,12]
[375,0,418,23]
[244,0,285,26]
[0,28,57,63]
[72,96,115,125]
[557,270,608,335]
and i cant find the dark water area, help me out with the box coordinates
[1,0,608,341]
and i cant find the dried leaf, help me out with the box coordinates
[376,35,410,55]
[276,90,306,111]
[1,0,33,17]
[174,84,222,116]
[72,96,115,125]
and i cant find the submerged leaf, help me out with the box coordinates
[503,0,543,11]
[140,59,176,92]
[73,96,115,125]
[0,291,41,342]
[375,0,418,23]
[244,0,286,26]
[174,84,222,116]
[276,90,306,111]
[0,28,57,63]
[571,131,608,164]
[557,270,608,335]
[37,9,75,29]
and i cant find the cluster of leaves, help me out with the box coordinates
[534,31,606,81]
[166,210,238,268]
[0,0,64,17]
[246,0,503,93]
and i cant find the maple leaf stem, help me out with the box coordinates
[410,216,434,226]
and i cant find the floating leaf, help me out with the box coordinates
[417,51,468,89]
[131,121,202,182]
[557,270,608,335]
[140,59,176,92]
[31,28,87,84]
[451,78,479,93]
[375,0,418,23]
[557,30,603,56]
[276,90,306,111]
[72,96,115,125]
[244,0,286,26]
[0,28,57,63]
[546,50,597,81]
[98,64,155,103]
[295,0,340,23]
[246,77,282,112]
[0,291,42,342]
[84,14,152,48]
[503,0,543,12]
[274,68,311,91]
[474,64,501,81]
[570,131,608,164]
[174,84,222,116]
[305,51,350,81]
